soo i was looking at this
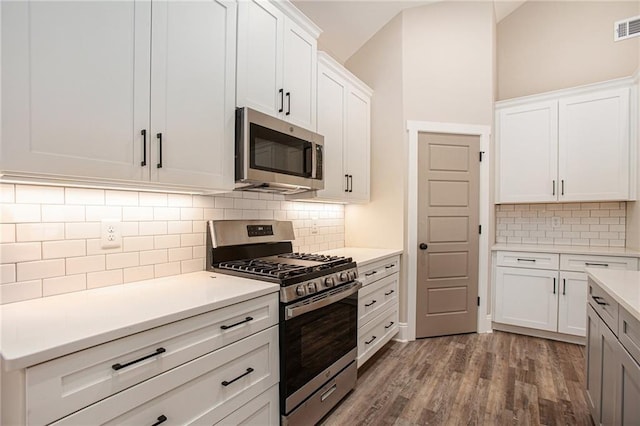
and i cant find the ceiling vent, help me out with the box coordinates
[614,15,640,41]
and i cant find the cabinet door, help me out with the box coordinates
[345,87,371,203]
[616,341,640,426]
[316,63,347,200]
[496,101,558,203]
[558,271,587,336]
[236,0,284,117]
[149,0,236,191]
[558,88,630,201]
[282,17,317,130]
[586,304,602,424]
[1,1,150,182]
[601,321,619,426]
[494,267,558,332]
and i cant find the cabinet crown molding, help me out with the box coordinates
[270,0,322,38]
[318,51,373,96]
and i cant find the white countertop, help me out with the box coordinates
[492,244,640,258]
[0,271,279,371]
[586,268,640,322]
[320,247,403,268]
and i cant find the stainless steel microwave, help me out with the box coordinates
[235,107,324,195]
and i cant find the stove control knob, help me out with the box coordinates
[348,271,357,281]
[324,277,335,287]
[296,285,306,296]
[339,272,348,282]
[307,282,317,293]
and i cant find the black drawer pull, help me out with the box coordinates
[365,271,377,277]
[385,264,396,269]
[384,290,395,296]
[385,321,395,329]
[517,258,536,262]
[364,300,377,307]
[553,277,556,295]
[592,295,608,306]
[221,367,254,387]
[365,336,377,345]
[585,262,609,267]
[151,415,167,426]
[140,129,147,166]
[220,316,253,330]
[562,278,566,296]
[112,347,166,371]
[156,132,163,168]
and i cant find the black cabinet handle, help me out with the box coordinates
[220,316,253,330]
[285,92,291,116]
[384,289,395,296]
[348,175,353,192]
[585,262,609,268]
[151,415,168,426]
[156,133,163,168]
[279,88,284,113]
[517,258,536,262]
[365,271,377,277]
[553,277,556,295]
[221,367,254,386]
[365,336,377,345]
[385,264,395,269]
[345,174,349,192]
[141,129,147,166]
[592,295,608,306]
[112,347,166,371]
[561,180,565,196]
[562,278,566,296]
[552,180,556,196]
[364,300,377,307]
[385,321,395,329]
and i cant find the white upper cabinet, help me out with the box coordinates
[496,80,635,203]
[237,0,320,131]
[1,0,236,192]
[308,52,372,204]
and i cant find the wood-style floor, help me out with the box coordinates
[321,331,590,425]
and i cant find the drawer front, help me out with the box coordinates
[560,254,638,272]
[358,273,398,327]
[588,278,619,336]
[51,326,279,426]
[620,308,640,365]
[28,293,278,426]
[358,255,400,286]
[215,384,279,426]
[358,306,398,367]
[496,251,559,270]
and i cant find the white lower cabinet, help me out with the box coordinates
[216,384,279,426]
[357,255,400,367]
[14,293,279,426]
[493,250,638,340]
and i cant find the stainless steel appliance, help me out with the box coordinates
[235,107,324,195]
[206,220,359,425]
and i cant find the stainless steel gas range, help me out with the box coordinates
[206,220,360,425]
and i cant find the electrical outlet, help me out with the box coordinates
[311,218,318,235]
[101,220,121,249]
[551,216,561,229]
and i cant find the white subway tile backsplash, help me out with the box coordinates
[16,185,64,204]
[496,202,626,247]
[0,186,345,304]
[43,274,86,296]
[17,259,65,281]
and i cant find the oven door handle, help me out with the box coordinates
[285,282,362,320]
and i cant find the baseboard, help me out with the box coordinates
[393,322,411,342]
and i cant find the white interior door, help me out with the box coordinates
[150,0,236,190]
[345,88,371,203]
[496,101,558,203]
[1,1,150,181]
[558,271,588,336]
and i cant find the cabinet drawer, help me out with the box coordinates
[358,273,398,328]
[358,255,400,286]
[560,254,638,272]
[496,251,559,270]
[215,384,279,426]
[357,305,398,368]
[620,308,640,366]
[588,278,619,336]
[51,326,279,426]
[27,293,278,426]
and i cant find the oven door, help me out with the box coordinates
[280,282,360,415]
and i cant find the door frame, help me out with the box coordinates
[405,121,492,341]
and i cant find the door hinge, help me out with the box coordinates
[477,297,480,306]
[478,225,482,234]
[479,151,485,162]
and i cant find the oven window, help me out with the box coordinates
[282,295,357,399]
[250,123,312,178]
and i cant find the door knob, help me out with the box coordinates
[419,243,428,250]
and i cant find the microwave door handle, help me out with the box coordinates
[311,143,317,179]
